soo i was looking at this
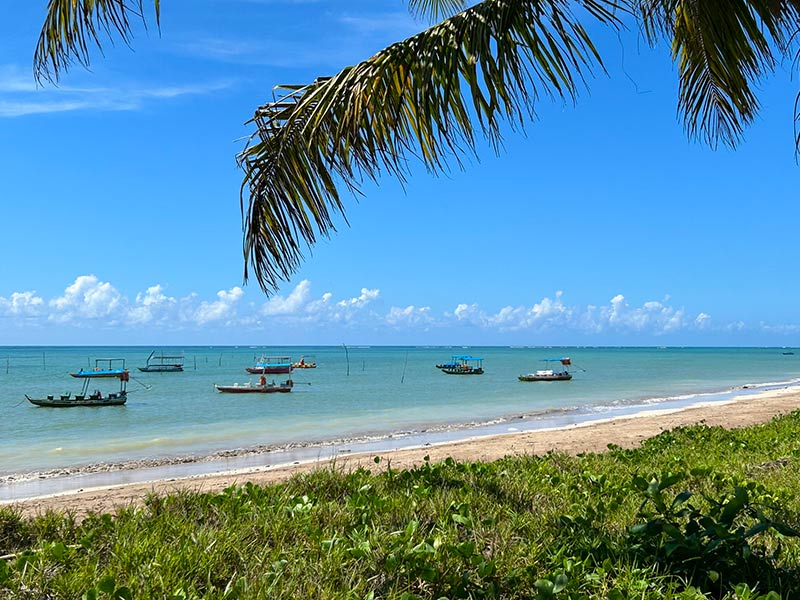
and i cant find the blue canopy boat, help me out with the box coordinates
[246,356,293,374]
[440,356,484,375]
[27,367,129,407]
[70,358,128,378]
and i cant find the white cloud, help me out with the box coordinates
[337,287,380,309]
[49,276,125,323]
[3,277,800,343]
[262,279,312,315]
[386,305,433,327]
[194,287,244,324]
[129,285,178,324]
[0,291,44,316]
[447,292,706,337]
[0,63,234,117]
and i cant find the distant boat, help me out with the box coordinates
[139,350,185,372]
[519,357,573,382]
[436,355,465,370]
[292,355,316,369]
[440,356,484,375]
[28,364,130,407]
[70,358,128,378]
[246,356,293,374]
[215,379,294,394]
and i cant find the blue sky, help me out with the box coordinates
[1,1,799,346]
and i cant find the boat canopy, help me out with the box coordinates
[542,357,571,365]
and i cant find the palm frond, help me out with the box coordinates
[639,0,800,149]
[34,0,160,83]
[239,0,625,293]
[408,0,469,21]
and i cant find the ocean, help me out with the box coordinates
[1,346,798,493]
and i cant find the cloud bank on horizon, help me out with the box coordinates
[0,275,787,345]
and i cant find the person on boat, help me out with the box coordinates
[259,374,267,386]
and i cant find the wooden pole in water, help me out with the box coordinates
[343,343,350,377]
[401,350,408,384]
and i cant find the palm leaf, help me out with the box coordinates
[639,0,800,148]
[34,0,160,83]
[408,0,469,20]
[239,0,624,292]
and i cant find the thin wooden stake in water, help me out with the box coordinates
[343,343,350,376]
[401,350,409,384]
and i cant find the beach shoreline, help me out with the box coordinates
[5,384,799,519]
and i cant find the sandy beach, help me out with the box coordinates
[6,385,800,520]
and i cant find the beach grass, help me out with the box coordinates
[3,412,800,599]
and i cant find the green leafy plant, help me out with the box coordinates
[629,473,800,594]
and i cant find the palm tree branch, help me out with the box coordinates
[639,0,800,148]
[239,0,625,293]
[34,0,160,83]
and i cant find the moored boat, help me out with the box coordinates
[519,357,573,381]
[27,368,130,407]
[292,355,316,369]
[71,357,128,378]
[139,350,185,372]
[26,391,128,407]
[246,356,293,374]
[440,356,484,375]
[215,379,294,394]
[436,355,465,369]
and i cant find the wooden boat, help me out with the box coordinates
[519,357,573,381]
[27,368,130,407]
[292,355,316,369]
[215,379,294,394]
[246,356,293,374]
[441,356,484,375]
[71,357,127,378]
[26,391,127,407]
[436,355,465,369]
[139,350,185,372]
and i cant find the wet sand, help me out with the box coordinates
[6,386,800,520]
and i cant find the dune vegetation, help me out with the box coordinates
[3,412,800,599]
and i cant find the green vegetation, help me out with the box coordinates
[4,412,800,599]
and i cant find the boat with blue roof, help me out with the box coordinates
[440,355,484,375]
[70,358,128,378]
[246,356,293,374]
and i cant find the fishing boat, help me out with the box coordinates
[215,379,294,394]
[441,356,484,375]
[27,369,130,407]
[436,355,465,369]
[139,350,185,372]
[70,357,127,378]
[292,355,316,369]
[519,357,573,381]
[246,356,293,374]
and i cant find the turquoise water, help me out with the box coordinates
[1,346,799,478]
